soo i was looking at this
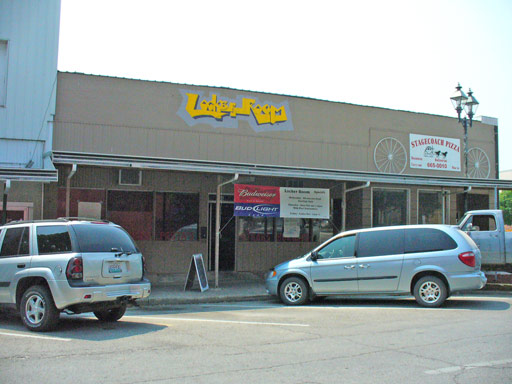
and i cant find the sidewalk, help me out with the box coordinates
[137,273,512,308]
[138,280,271,308]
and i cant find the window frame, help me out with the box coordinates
[371,187,410,227]
[154,190,200,241]
[0,39,8,108]
[417,189,444,224]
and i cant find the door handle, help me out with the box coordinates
[359,264,370,269]
[344,265,355,270]
[17,264,26,269]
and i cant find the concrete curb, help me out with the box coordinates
[137,294,273,308]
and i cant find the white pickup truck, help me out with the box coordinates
[457,209,512,265]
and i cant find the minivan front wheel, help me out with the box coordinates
[279,277,309,305]
[413,276,447,308]
[20,285,60,332]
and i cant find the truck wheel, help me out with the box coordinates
[413,276,448,308]
[279,276,309,305]
[20,285,60,332]
[94,303,127,322]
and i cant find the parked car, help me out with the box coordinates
[457,209,512,265]
[0,218,151,331]
[265,225,486,307]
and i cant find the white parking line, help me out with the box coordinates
[425,359,512,375]
[124,315,309,327]
[0,331,71,342]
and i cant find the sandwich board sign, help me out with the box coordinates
[184,254,209,292]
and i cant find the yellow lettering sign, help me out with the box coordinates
[185,92,287,125]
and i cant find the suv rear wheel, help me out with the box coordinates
[94,303,127,322]
[20,285,60,332]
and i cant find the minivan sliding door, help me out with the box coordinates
[356,229,404,292]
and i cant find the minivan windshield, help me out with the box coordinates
[72,224,138,253]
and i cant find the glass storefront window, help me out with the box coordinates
[238,217,274,242]
[312,219,335,243]
[107,191,153,241]
[418,190,443,224]
[373,188,408,227]
[155,192,199,241]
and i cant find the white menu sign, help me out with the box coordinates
[280,188,330,219]
[409,134,461,172]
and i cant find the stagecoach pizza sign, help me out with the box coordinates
[409,133,461,172]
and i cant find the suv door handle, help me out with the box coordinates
[359,264,370,269]
[344,265,355,269]
[17,264,26,269]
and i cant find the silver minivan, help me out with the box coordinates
[265,225,487,307]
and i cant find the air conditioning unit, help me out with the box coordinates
[119,169,142,186]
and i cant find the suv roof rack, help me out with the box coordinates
[57,217,112,224]
[3,218,69,226]
[2,218,112,226]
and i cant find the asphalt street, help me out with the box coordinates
[1,295,511,384]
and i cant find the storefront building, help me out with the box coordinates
[45,72,512,281]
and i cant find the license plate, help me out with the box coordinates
[108,263,122,274]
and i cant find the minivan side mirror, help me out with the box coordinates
[310,251,319,261]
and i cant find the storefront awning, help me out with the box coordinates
[52,150,512,189]
[0,167,58,182]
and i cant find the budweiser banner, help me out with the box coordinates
[409,133,461,172]
[234,184,329,219]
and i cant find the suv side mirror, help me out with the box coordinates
[310,251,319,261]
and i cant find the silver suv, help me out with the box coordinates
[266,225,486,307]
[0,219,151,331]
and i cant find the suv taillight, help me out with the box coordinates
[66,256,83,280]
[458,251,476,267]
[142,255,147,278]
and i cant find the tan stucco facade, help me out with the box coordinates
[42,72,508,277]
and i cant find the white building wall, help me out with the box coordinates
[0,0,61,169]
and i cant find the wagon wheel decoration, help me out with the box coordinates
[467,147,490,179]
[373,137,407,174]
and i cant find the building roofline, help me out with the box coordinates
[57,71,478,122]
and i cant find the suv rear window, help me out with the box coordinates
[357,229,404,257]
[37,225,72,254]
[405,228,457,253]
[72,224,138,253]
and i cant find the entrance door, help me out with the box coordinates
[208,202,236,271]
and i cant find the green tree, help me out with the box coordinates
[499,190,512,225]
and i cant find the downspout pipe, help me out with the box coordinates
[215,173,239,288]
[65,164,77,217]
[342,181,370,232]
[2,180,11,225]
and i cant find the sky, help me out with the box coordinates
[57,0,512,173]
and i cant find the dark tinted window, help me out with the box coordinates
[357,229,404,257]
[317,235,356,259]
[72,224,138,253]
[0,227,30,257]
[405,228,457,253]
[37,226,72,255]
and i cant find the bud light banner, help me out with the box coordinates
[234,184,329,219]
[234,184,281,217]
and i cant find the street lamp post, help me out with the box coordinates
[450,83,479,212]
